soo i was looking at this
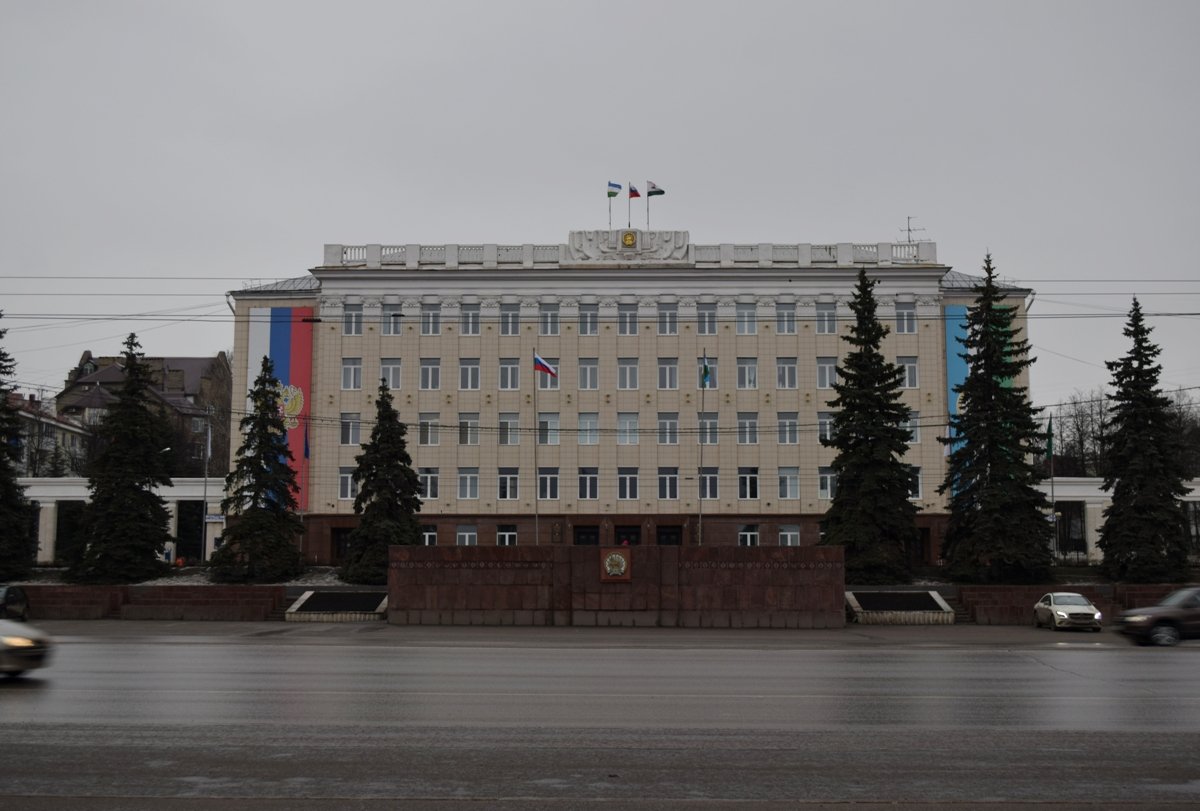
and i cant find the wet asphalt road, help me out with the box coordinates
[1,621,1198,810]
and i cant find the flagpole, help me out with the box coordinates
[608,196,612,231]
[698,348,706,546]
[1049,412,1056,559]
[646,183,650,231]
[627,189,631,228]
[533,349,540,546]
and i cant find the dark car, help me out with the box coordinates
[0,586,29,621]
[1118,586,1200,646]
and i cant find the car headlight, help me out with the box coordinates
[1094,612,1102,620]
[1,636,36,647]
[1124,614,1150,623]
[1055,610,1068,618]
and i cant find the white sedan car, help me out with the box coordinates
[1033,592,1103,632]
[0,619,53,677]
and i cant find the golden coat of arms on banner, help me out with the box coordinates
[275,384,305,430]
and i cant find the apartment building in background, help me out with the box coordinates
[228,230,1031,566]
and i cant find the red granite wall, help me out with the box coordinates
[387,545,844,628]
[957,584,1191,625]
[22,585,288,621]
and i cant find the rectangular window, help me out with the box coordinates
[658,412,678,445]
[419,467,439,499]
[778,412,799,445]
[699,467,718,499]
[902,410,920,444]
[499,358,519,390]
[738,467,759,499]
[340,412,361,446]
[500,304,520,335]
[381,304,402,336]
[497,525,518,546]
[909,466,922,500]
[578,412,599,445]
[738,524,760,547]
[538,412,559,445]
[617,357,639,390]
[779,524,800,546]
[498,467,519,500]
[538,359,559,390]
[459,358,480,390]
[381,358,402,390]
[737,357,758,390]
[618,467,638,500]
[776,303,796,334]
[421,525,437,545]
[343,304,363,336]
[499,412,520,446]
[421,304,441,336]
[778,466,800,499]
[697,357,718,389]
[658,467,679,500]
[618,304,638,335]
[818,411,834,443]
[420,358,440,390]
[817,357,837,390]
[458,413,479,446]
[617,412,639,445]
[698,411,718,445]
[816,302,836,334]
[736,302,757,335]
[418,413,439,446]
[578,358,598,390]
[896,302,917,334]
[776,357,797,390]
[539,304,559,336]
[456,525,478,547]
[818,466,837,500]
[457,468,479,500]
[578,467,598,499]
[339,467,357,500]
[538,467,559,500]
[657,357,678,390]
[899,356,919,388]
[342,357,362,390]
[737,412,759,445]
[460,304,480,335]
[658,303,678,335]
[697,303,717,335]
[578,304,598,335]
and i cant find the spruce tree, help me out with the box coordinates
[0,313,36,580]
[339,381,422,584]
[1097,299,1192,582]
[209,356,303,583]
[69,334,174,583]
[938,255,1053,583]
[820,269,917,584]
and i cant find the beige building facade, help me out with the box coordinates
[229,230,1027,565]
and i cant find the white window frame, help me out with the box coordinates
[381,358,402,390]
[778,466,799,499]
[776,303,796,334]
[778,412,799,445]
[579,467,599,499]
[578,358,598,390]
[617,412,639,445]
[421,525,438,545]
[578,412,599,445]
[499,358,520,390]
[658,303,678,335]
[460,304,480,335]
[896,302,917,334]
[818,412,834,443]
[899,356,919,389]
[497,526,518,546]
[499,412,520,446]
[421,304,441,336]
[776,357,797,390]
[457,468,479,500]
[658,467,679,500]
[418,468,439,499]
[497,467,519,500]
[617,357,639,390]
[779,525,800,546]
[342,358,362,391]
[737,357,758,390]
[817,357,837,390]
[339,467,357,500]
[539,304,559,336]
[578,304,598,335]
[617,467,639,500]
[818,466,837,500]
[904,410,920,444]
[657,357,678,390]
[658,412,678,445]
[738,467,759,500]
[538,467,559,500]
[340,412,360,446]
[459,358,480,390]
[736,303,757,335]
[816,302,837,334]
[500,304,520,335]
[737,412,759,445]
[699,467,718,500]
[697,303,716,335]
[618,304,638,335]
[456,525,478,547]
[738,525,760,547]
[418,414,439,446]
[458,413,479,446]
[419,358,440,390]
[538,412,560,445]
[698,412,718,445]
[381,304,403,336]
[343,304,363,336]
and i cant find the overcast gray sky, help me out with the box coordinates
[2,0,1197,412]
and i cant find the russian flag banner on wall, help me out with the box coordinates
[247,307,314,510]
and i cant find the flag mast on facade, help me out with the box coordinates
[532,351,558,546]
[646,181,665,231]
[606,181,621,229]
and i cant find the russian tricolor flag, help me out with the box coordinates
[533,352,558,377]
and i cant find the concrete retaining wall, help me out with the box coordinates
[22,585,287,621]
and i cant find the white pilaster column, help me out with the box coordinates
[36,502,57,564]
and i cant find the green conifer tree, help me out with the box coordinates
[938,255,1053,583]
[0,313,36,580]
[68,334,174,583]
[339,381,422,584]
[209,356,304,583]
[820,269,917,583]
[1098,299,1192,582]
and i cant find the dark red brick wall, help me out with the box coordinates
[387,545,844,628]
[957,584,1193,625]
[22,585,287,621]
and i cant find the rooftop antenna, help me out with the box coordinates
[899,215,927,244]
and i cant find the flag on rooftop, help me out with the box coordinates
[533,353,558,377]
[628,183,641,199]
[647,181,665,197]
[607,181,622,198]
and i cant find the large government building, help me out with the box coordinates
[229,230,1023,566]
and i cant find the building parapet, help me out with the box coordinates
[321,230,938,270]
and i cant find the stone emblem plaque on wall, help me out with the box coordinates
[600,547,632,582]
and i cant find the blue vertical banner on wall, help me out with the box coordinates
[944,304,970,451]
